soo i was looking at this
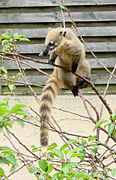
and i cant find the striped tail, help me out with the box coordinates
[39,74,61,146]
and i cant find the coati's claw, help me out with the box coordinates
[39,51,44,56]
[72,86,79,97]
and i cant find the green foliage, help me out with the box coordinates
[0,99,29,134]
[0,32,29,93]
[59,4,66,10]
[0,99,30,179]
[0,65,23,92]
[93,118,116,137]
[0,32,29,52]
[0,99,115,180]
[111,168,116,177]
[26,136,105,179]
[0,167,8,180]
[112,113,116,121]
[93,119,108,131]
[0,146,17,176]
[59,0,67,10]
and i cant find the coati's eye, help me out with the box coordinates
[60,30,66,37]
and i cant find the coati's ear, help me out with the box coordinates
[48,27,51,32]
[60,29,67,37]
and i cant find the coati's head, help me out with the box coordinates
[39,28,68,56]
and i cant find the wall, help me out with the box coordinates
[0,0,116,95]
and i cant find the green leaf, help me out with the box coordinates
[112,129,116,137]
[93,171,102,178]
[5,154,17,166]
[89,148,95,157]
[10,165,17,172]
[3,74,7,79]
[2,45,10,52]
[81,138,87,145]
[12,32,19,38]
[0,107,7,115]
[0,157,9,165]
[2,33,12,39]
[70,153,84,158]
[76,172,91,179]
[62,166,68,175]
[111,168,116,177]
[93,120,108,131]
[42,173,51,180]
[15,119,25,128]
[52,172,61,179]
[31,145,41,152]
[47,142,57,151]
[0,35,4,41]
[108,123,115,135]
[4,121,12,128]
[15,109,30,117]
[47,164,54,174]
[0,167,8,179]
[67,139,78,145]
[52,149,64,160]
[46,152,54,159]
[0,146,11,151]
[2,40,9,45]
[0,102,9,109]
[0,124,4,133]
[88,135,96,141]
[7,104,27,115]
[15,35,29,41]
[91,144,100,149]
[0,115,3,126]
[0,67,7,74]
[2,149,15,155]
[0,167,4,176]
[19,37,30,41]
[39,159,48,172]
[27,166,41,174]
[60,143,69,151]
[112,114,116,121]
[0,146,15,155]
[78,144,84,152]
[59,4,66,10]
[62,162,80,169]
[64,148,78,155]
[8,84,16,91]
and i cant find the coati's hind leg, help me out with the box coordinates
[72,85,79,97]
[75,60,91,90]
[71,60,91,96]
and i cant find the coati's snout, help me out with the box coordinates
[39,41,58,56]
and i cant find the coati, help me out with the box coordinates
[39,28,91,146]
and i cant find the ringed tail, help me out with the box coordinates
[39,75,61,146]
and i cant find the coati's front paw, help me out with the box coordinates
[72,86,79,97]
[71,63,78,74]
[48,58,55,65]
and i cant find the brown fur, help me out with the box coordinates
[39,28,91,146]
